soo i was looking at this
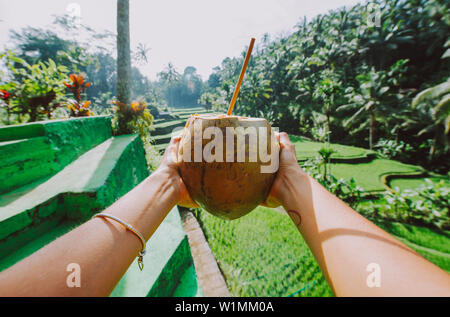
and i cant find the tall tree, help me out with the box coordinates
[158,63,180,108]
[403,79,450,161]
[117,0,131,106]
[339,68,391,150]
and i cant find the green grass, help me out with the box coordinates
[328,159,422,192]
[153,119,186,129]
[290,135,448,196]
[152,131,178,144]
[389,177,450,191]
[170,107,207,113]
[147,127,449,295]
[289,135,374,161]
[197,206,333,297]
[374,220,450,271]
[153,119,186,135]
[197,206,450,298]
[374,219,450,254]
[150,107,215,150]
[154,143,169,153]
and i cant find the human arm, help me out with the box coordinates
[0,136,196,296]
[265,132,450,296]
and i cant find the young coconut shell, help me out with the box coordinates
[177,114,279,220]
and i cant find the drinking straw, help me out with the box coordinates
[226,37,256,115]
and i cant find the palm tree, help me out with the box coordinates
[117,0,131,106]
[312,72,342,140]
[402,79,450,161]
[338,68,391,150]
[158,63,180,109]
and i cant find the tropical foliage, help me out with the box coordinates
[0,52,68,123]
[158,64,203,108]
[112,99,154,137]
[201,0,450,171]
[65,73,93,117]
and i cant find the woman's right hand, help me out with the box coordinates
[263,132,309,208]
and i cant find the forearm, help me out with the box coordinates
[0,169,178,296]
[281,170,450,296]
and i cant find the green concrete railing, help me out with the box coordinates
[0,116,201,297]
[0,116,112,194]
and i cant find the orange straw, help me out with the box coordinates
[226,37,255,116]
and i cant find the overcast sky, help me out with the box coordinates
[0,0,361,80]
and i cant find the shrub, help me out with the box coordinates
[112,99,154,137]
[374,138,413,160]
[302,158,364,209]
[64,73,93,117]
[0,52,68,123]
[359,179,449,230]
[146,104,160,118]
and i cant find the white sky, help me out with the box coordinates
[0,0,361,80]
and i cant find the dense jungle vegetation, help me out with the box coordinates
[200,0,450,173]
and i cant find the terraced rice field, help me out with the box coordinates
[389,177,450,191]
[197,206,450,297]
[150,107,214,152]
[290,135,374,161]
[148,107,450,297]
[328,159,423,192]
[197,206,333,297]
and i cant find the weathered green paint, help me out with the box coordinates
[147,236,193,297]
[0,123,45,142]
[0,214,65,261]
[173,264,203,297]
[0,134,146,254]
[0,116,113,194]
[110,207,198,297]
[43,116,113,168]
[0,219,82,271]
[0,137,56,193]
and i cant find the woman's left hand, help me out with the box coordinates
[157,135,199,208]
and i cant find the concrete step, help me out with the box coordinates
[173,264,203,297]
[0,117,200,297]
[0,122,46,142]
[110,206,201,297]
[152,127,184,145]
[154,143,169,153]
[153,119,186,135]
[0,116,113,194]
[0,134,149,261]
[0,137,57,193]
[0,219,81,272]
[153,133,173,145]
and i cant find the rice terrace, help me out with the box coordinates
[0,0,449,299]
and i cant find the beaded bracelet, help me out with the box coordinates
[92,213,146,271]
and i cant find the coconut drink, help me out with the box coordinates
[177,114,279,219]
[177,38,279,219]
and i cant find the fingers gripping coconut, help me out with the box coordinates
[177,115,279,219]
[177,38,280,220]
